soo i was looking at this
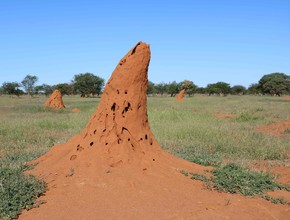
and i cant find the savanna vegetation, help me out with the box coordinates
[0,95,289,218]
[1,72,289,97]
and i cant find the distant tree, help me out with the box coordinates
[73,73,104,97]
[181,80,197,96]
[147,81,157,95]
[54,83,74,95]
[35,84,53,96]
[155,83,168,96]
[21,74,38,96]
[2,82,23,96]
[206,82,231,96]
[231,85,246,95]
[258,72,290,96]
[167,81,181,97]
[247,83,261,95]
[195,87,206,94]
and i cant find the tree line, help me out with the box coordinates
[0,73,104,97]
[0,72,289,97]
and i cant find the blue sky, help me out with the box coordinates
[0,0,289,88]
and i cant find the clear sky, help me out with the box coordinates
[0,0,289,88]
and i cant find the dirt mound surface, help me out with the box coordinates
[214,113,237,119]
[44,90,65,109]
[256,118,290,137]
[176,89,185,101]
[71,108,81,113]
[19,42,290,220]
[283,96,290,100]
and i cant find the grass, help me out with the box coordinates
[0,94,289,218]
[182,163,290,205]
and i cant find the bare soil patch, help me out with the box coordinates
[256,118,290,138]
[214,113,237,119]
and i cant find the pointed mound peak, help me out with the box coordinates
[68,41,158,166]
[176,89,185,101]
[44,89,65,109]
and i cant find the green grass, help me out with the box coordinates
[182,163,290,205]
[0,94,289,218]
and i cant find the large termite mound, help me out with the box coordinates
[44,90,65,109]
[176,89,185,101]
[20,42,290,220]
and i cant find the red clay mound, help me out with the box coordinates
[256,118,290,138]
[71,108,81,113]
[283,96,290,100]
[214,113,237,119]
[20,42,290,220]
[44,90,65,109]
[176,89,185,101]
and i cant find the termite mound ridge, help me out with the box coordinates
[176,89,185,101]
[44,90,65,109]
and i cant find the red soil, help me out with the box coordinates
[256,118,290,138]
[214,113,237,119]
[176,89,185,101]
[19,42,290,220]
[71,108,81,113]
[283,96,290,100]
[44,90,65,109]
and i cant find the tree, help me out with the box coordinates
[258,72,290,96]
[167,81,181,97]
[21,74,38,96]
[2,82,23,96]
[231,85,246,95]
[54,83,74,95]
[155,83,168,96]
[181,80,197,96]
[206,82,231,96]
[73,73,104,97]
[147,81,157,95]
[35,84,53,96]
[195,87,206,94]
[247,83,261,95]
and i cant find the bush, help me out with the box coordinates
[0,162,46,219]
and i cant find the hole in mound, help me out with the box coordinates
[131,42,141,55]
[90,142,94,146]
[94,129,97,134]
[122,127,128,133]
[117,90,119,94]
[125,90,128,94]
[119,58,126,66]
[76,145,84,152]
[122,102,131,114]
[140,138,143,141]
[153,159,155,161]
[105,143,108,145]
[128,138,130,141]
[145,134,148,140]
[111,103,116,111]
[70,155,77,160]
[117,139,122,144]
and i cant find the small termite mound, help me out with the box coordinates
[176,89,186,101]
[44,90,65,109]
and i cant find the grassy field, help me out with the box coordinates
[0,95,289,218]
